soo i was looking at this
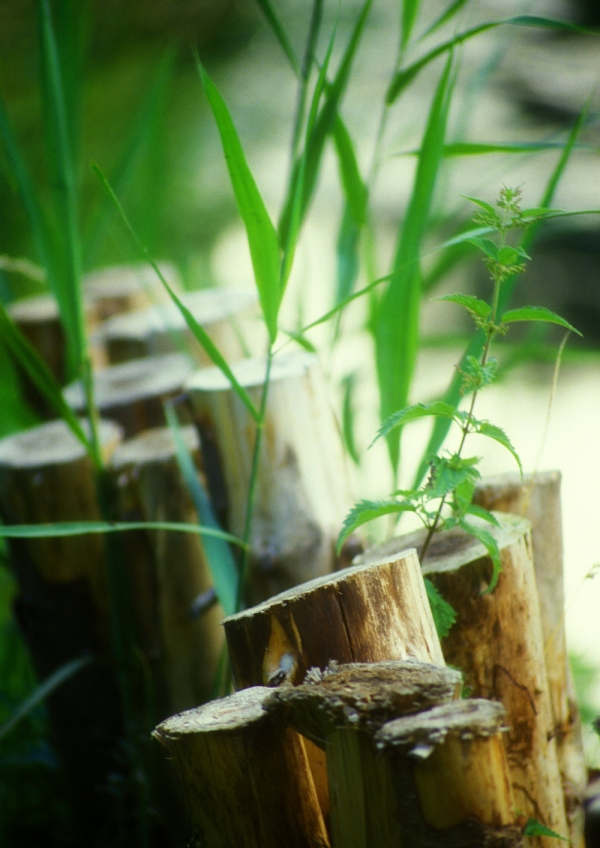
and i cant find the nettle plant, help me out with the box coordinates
[338,186,581,620]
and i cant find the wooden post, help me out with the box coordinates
[373,699,523,847]
[358,515,569,846]
[186,351,357,606]
[224,550,444,821]
[63,352,195,438]
[153,687,331,848]
[96,287,258,365]
[110,425,224,716]
[0,418,124,836]
[474,471,587,847]
[265,660,462,848]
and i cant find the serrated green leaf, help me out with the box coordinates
[497,245,529,266]
[198,61,281,344]
[424,578,457,639]
[372,401,457,448]
[461,195,498,217]
[437,294,492,320]
[465,504,500,527]
[337,499,416,551]
[501,306,582,336]
[523,818,569,840]
[471,419,523,475]
[427,454,481,501]
[459,518,502,592]
[466,236,500,259]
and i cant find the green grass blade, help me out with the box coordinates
[420,0,470,40]
[413,106,589,488]
[398,141,595,157]
[0,340,38,438]
[0,521,243,545]
[0,304,91,453]
[333,116,368,227]
[0,655,91,741]
[197,61,281,344]
[387,16,598,104]
[341,374,360,465]
[37,0,85,378]
[255,0,300,75]
[165,404,239,616]
[278,0,373,245]
[91,162,261,423]
[401,0,420,48]
[375,53,455,474]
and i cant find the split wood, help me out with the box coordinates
[474,471,586,847]
[357,513,569,847]
[153,687,330,848]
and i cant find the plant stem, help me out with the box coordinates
[235,348,274,612]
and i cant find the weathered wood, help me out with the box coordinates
[153,687,330,848]
[372,699,523,847]
[224,550,444,690]
[358,515,568,847]
[0,418,124,836]
[474,471,586,847]
[63,352,195,437]
[110,425,224,716]
[187,351,357,605]
[265,660,462,747]
[96,287,258,365]
[266,661,462,848]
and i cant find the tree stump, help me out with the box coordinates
[110,425,224,716]
[96,287,258,365]
[265,660,463,848]
[474,471,586,847]
[83,261,182,321]
[357,515,568,846]
[63,352,195,437]
[186,351,357,605]
[153,687,330,848]
[0,418,124,837]
[224,549,444,821]
[374,699,523,847]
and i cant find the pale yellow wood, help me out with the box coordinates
[83,261,182,321]
[187,351,356,605]
[153,687,330,848]
[474,471,586,847]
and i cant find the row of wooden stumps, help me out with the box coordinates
[0,267,357,841]
[153,475,587,848]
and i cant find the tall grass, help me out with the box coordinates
[0,0,597,844]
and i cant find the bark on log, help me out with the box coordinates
[110,425,224,716]
[153,687,331,848]
[473,471,586,847]
[357,515,568,847]
[0,418,124,837]
[372,699,523,847]
[186,351,357,606]
[96,287,258,365]
[63,352,195,437]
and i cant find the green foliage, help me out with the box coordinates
[424,579,456,639]
[523,818,569,841]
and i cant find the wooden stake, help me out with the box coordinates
[0,418,124,835]
[153,687,330,848]
[96,287,258,365]
[358,515,568,846]
[373,699,523,847]
[63,352,195,437]
[186,351,358,605]
[110,425,224,716]
[84,261,182,321]
[474,471,587,846]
